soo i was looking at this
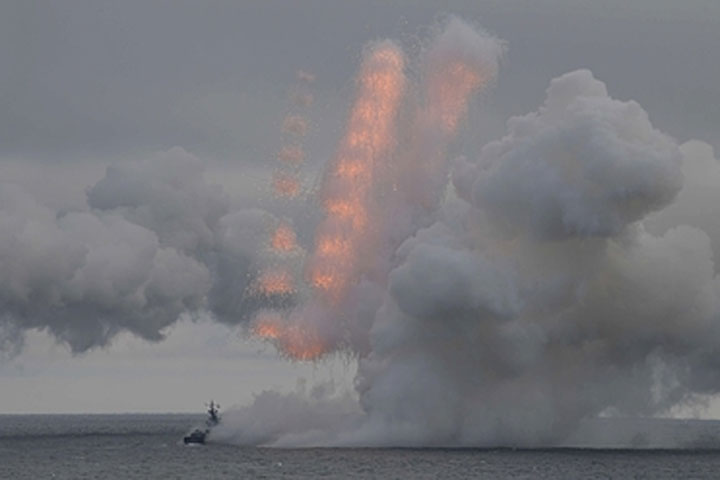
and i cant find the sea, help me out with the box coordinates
[1,414,720,479]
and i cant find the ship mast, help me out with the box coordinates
[206,400,220,425]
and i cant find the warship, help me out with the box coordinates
[183,400,220,445]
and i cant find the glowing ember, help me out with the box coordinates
[253,313,328,361]
[252,313,284,339]
[316,236,352,258]
[271,222,298,252]
[272,171,301,197]
[323,197,367,230]
[255,268,295,296]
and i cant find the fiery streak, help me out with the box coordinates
[271,222,298,252]
[309,42,407,302]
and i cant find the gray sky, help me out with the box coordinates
[1,0,719,413]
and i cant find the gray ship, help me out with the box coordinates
[183,401,220,445]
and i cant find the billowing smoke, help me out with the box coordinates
[0,147,283,352]
[347,69,717,446]
[3,16,720,447]
[215,19,720,447]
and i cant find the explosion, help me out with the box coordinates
[246,20,502,364]
[5,16,720,448]
[216,18,719,447]
[254,268,295,297]
[252,312,327,361]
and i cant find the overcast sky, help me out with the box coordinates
[1,0,719,413]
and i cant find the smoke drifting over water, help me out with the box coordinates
[3,17,720,446]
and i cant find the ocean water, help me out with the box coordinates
[1,414,720,479]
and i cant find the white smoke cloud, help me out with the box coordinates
[211,382,361,447]
[214,65,720,447]
[344,70,720,446]
[87,147,229,254]
[645,140,720,272]
[455,69,683,239]
[0,179,211,351]
[388,241,521,322]
[423,16,504,93]
[0,147,283,353]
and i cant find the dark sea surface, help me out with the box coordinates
[1,414,720,479]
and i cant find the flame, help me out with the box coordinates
[316,236,352,258]
[253,314,283,339]
[252,313,328,361]
[309,43,407,302]
[272,171,301,197]
[255,268,295,296]
[271,222,298,253]
[277,327,328,360]
[323,197,368,230]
